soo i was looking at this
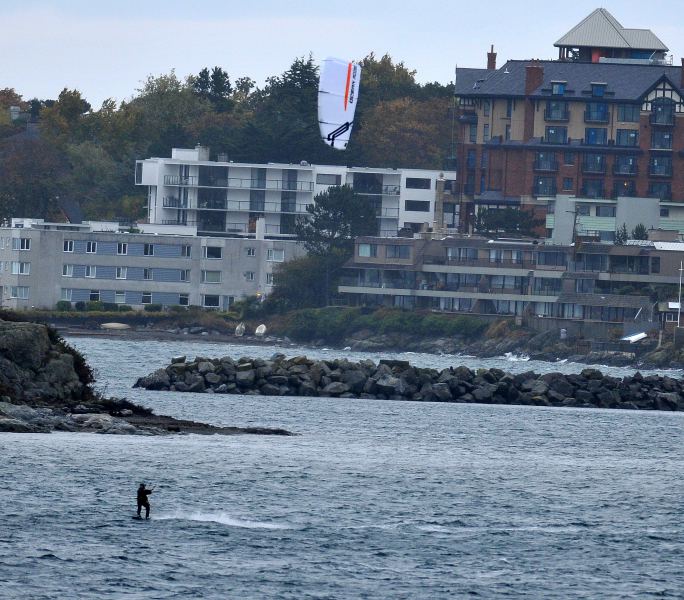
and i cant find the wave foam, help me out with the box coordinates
[154,511,291,529]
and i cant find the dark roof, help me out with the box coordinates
[454,68,495,95]
[457,60,683,101]
[58,198,84,224]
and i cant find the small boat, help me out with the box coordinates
[255,324,267,337]
[235,322,245,337]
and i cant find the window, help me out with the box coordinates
[617,104,639,122]
[86,241,97,253]
[660,208,670,218]
[61,288,72,301]
[576,205,590,216]
[244,271,255,281]
[614,155,637,175]
[582,180,604,198]
[62,264,74,277]
[203,246,222,259]
[651,257,661,274]
[562,178,574,191]
[12,238,30,251]
[179,269,190,282]
[483,124,490,142]
[89,290,100,302]
[246,247,256,257]
[202,295,220,308]
[585,127,607,145]
[405,200,430,212]
[483,99,490,116]
[583,153,606,174]
[358,243,377,258]
[651,130,673,149]
[545,126,567,144]
[505,124,511,140]
[141,292,152,304]
[201,270,221,283]
[545,100,568,121]
[648,182,671,200]
[613,180,636,197]
[506,99,513,118]
[181,244,191,258]
[266,273,274,285]
[469,123,477,143]
[650,156,672,177]
[551,81,566,95]
[466,149,476,169]
[591,83,606,97]
[179,293,189,306]
[143,243,154,256]
[595,205,616,217]
[267,248,285,262]
[564,152,575,165]
[63,240,74,252]
[386,245,410,259]
[85,265,96,278]
[116,266,127,279]
[114,291,125,304]
[616,129,638,147]
[405,178,431,190]
[316,173,342,185]
[533,176,556,196]
[11,262,30,275]
[10,286,29,299]
[143,268,152,280]
[117,242,128,255]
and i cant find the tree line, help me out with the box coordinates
[0,54,454,222]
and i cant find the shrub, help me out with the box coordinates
[55,300,72,312]
[168,305,188,313]
[102,302,119,312]
[143,304,163,312]
[86,301,104,311]
[118,304,133,312]
[74,301,86,311]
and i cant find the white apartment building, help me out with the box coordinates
[0,218,304,310]
[135,146,457,238]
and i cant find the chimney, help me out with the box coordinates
[487,45,497,70]
[525,60,544,94]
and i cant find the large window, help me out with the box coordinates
[551,82,566,96]
[12,238,30,251]
[614,155,637,175]
[358,243,377,258]
[11,286,29,299]
[616,129,638,147]
[316,173,342,185]
[143,268,153,280]
[201,270,221,283]
[116,266,127,279]
[533,176,556,196]
[143,243,154,256]
[62,264,74,277]
[179,294,189,306]
[545,126,567,144]
[582,153,606,174]
[545,100,568,121]
[405,178,431,190]
[469,124,477,143]
[617,104,640,122]
[181,244,191,258]
[651,130,673,149]
[11,261,30,275]
[63,240,74,252]
[585,102,608,122]
[648,182,671,199]
[203,295,220,308]
[386,245,410,259]
[117,242,128,255]
[89,290,100,302]
[267,248,285,262]
[595,205,616,217]
[650,156,672,177]
[179,269,190,282]
[203,246,222,259]
[651,98,675,125]
[404,200,430,212]
[585,128,607,145]
[85,265,96,278]
[582,180,605,198]
[61,289,72,301]
[115,291,125,304]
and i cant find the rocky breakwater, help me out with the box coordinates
[135,354,684,412]
[0,318,291,435]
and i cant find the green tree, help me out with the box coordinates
[631,223,648,240]
[267,255,339,310]
[615,223,629,245]
[294,185,378,256]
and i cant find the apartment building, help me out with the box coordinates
[0,219,304,310]
[339,233,684,330]
[135,146,456,238]
[451,8,684,242]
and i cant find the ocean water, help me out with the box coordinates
[1,338,682,599]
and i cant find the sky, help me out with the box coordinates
[1,0,683,108]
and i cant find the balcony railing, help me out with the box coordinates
[533,159,559,172]
[162,197,188,208]
[197,200,227,210]
[650,113,674,126]
[533,183,557,196]
[377,207,400,218]
[613,163,638,176]
[354,185,401,196]
[225,200,313,214]
[423,256,539,270]
[544,108,569,121]
[584,110,609,123]
[164,175,197,186]
[164,174,314,191]
[580,186,606,199]
[225,222,248,233]
[649,164,673,177]
[582,160,606,174]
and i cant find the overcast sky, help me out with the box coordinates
[2,0,683,108]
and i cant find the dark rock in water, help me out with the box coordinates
[133,368,170,390]
[171,355,186,364]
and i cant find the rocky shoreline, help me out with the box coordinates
[0,318,292,435]
[135,353,684,412]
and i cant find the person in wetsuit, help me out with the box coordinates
[137,483,153,519]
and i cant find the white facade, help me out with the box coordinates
[136,147,456,238]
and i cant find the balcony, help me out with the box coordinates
[353,184,401,196]
[649,164,673,177]
[533,183,557,197]
[424,256,538,270]
[533,159,559,172]
[162,197,188,208]
[377,207,400,218]
[582,160,606,174]
[164,174,315,191]
[650,112,674,126]
[226,200,312,214]
[164,175,197,186]
[584,110,609,123]
[613,163,638,176]
[580,186,605,199]
[225,222,248,233]
[544,108,569,122]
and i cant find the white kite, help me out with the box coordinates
[318,57,362,150]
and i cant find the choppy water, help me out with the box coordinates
[1,338,682,599]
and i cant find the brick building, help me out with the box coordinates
[451,8,684,243]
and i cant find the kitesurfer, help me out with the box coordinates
[136,483,153,519]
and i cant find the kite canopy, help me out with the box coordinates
[318,57,361,150]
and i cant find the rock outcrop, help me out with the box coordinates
[135,354,684,412]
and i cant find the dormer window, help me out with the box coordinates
[591,83,606,98]
[551,81,566,96]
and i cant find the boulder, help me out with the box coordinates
[431,383,452,402]
[322,381,350,396]
[341,370,367,394]
[235,369,256,387]
[259,383,281,396]
[204,372,222,386]
[197,361,216,374]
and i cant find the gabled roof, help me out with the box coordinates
[456,60,683,101]
[555,8,668,51]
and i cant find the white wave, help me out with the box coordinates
[503,352,530,362]
[153,511,291,529]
